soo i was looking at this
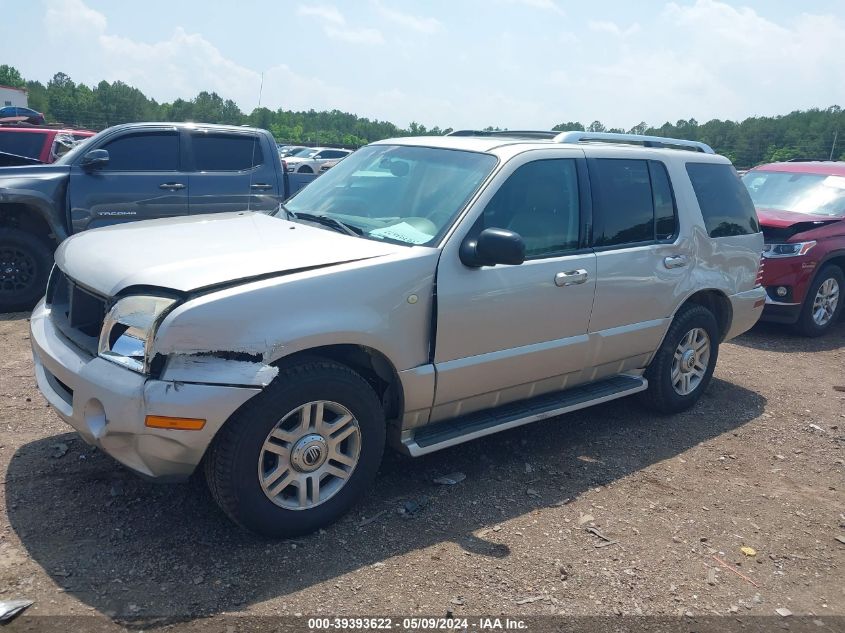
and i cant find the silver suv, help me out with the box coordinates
[30,131,765,536]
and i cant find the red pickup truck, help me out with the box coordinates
[0,126,95,166]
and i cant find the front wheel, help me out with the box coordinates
[0,228,53,312]
[793,266,843,337]
[204,359,385,537]
[639,304,719,414]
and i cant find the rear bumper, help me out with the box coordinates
[724,287,767,341]
[30,300,260,480]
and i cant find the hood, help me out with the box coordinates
[0,163,69,181]
[55,211,405,296]
[755,207,838,229]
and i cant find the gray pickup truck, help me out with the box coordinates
[0,122,316,311]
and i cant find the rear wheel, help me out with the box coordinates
[639,304,719,414]
[204,359,385,537]
[0,228,53,312]
[793,266,842,337]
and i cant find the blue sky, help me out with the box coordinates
[1,0,843,130]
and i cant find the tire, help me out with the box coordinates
[0,228,53,312]
[639,304,720,414]
[792,266,843,337]
[204,359,386,538]
[298,165,314,174]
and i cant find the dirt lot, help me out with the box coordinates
[0,311,843,630]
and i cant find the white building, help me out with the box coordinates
[0,85,28,108]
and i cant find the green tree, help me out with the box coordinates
[552,121,585,131]
[0,65,25,89]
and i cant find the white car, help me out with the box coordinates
[284,147,351,174]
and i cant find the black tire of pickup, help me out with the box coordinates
[0,228,53,313]
[639,304,719,414]
[204,359,386,538]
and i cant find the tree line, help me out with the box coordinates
[2,65,842,167]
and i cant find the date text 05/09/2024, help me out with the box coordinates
[307,617,528,631]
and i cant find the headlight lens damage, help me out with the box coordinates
[98,295,176,373]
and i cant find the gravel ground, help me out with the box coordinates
[0,311,843,631]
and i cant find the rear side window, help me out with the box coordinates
[651,162,677,240]
[100,132,179,171]
[0,131,47,159]
[192,134,263,171]
[589,159,678,247]
[686,162,759,237]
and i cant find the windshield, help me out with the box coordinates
[742,170,845,217]
[280,144,497,246]
[289,147,317,157]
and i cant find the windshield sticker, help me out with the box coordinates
[370,222,433,245]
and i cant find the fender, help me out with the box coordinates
[0,167,72,242]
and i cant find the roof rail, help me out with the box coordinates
[447,129,559,140]
[554,131,714,154]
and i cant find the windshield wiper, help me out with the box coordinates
[288,211,363,236]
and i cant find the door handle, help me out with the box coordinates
[663,255,689,269]
[555,269,589,287]
[159,182,185,190]
[250,183,273,190]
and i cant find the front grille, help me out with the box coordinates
[47,267,108,356]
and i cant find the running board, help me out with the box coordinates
[402,375,647,456]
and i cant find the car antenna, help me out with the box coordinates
[247,71,264,214]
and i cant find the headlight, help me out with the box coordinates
[762,241,816,258]
[98,295,177,373]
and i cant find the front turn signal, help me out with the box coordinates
[145,415,206,431]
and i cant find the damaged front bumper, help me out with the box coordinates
[30,300,261,480]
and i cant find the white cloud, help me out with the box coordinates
[504,0,565,17]
[573,0,845,127]
[373,3,441,34]
[323,24,384,45]
[297,4,384,45]
[588,20,640,37]
[296,5,345,25]
[41,0,351,115]
[45,0,105,35]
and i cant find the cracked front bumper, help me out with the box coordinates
[30,300,261,480]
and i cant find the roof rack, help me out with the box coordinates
[553,131,714,153]
[447,130,559,140]
[447,129,714,153]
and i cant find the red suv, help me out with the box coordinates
[742,161,845,336]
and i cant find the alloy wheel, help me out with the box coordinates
[671,327,711,396]
[258,400,361,510]
[811,277,840,326]
[0,246,36,295]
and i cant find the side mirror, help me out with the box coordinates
[79,149,109,170]
[460,228,526,267]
